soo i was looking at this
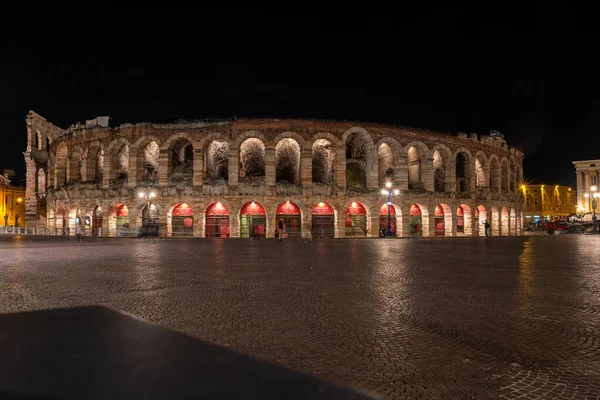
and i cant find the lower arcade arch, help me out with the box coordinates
[108,204,129,237]
[140,203,159,237]
[475,205,487,236]
[456,204,472,236]
[345,201,367,237]
[169,202,194,237]
[433,204,452,237]
[56,206,66,235]
[276,201,302,238]
[240,202,266,238]
[312,202,335,238]
[409,203,430,237]
[378,203,397,237]
[491,207,500,236]
[92,206,103,236]
[501,206,510,236]
[205,202,230,238]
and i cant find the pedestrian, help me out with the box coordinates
[278,219,284,241]
[484,220,490,237]
[76,221,83,242]
[66,226,71,242]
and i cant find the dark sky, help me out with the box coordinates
[1,4,598,187]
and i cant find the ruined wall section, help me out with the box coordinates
[24,111,66,229]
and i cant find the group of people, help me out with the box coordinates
[65,221,85,242]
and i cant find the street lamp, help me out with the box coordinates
[381,181,400,237]
[592,186,599,232]
[138,191,156,213]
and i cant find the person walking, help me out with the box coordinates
[278,219,284,241]
[76,221,83,242]
[484,220,490,237]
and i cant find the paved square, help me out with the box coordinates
[1,235,599,399]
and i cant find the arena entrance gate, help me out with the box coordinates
[456,206,464,234]
[379,204,396,236]
[205,202,230,238]
[56,206,66,235]
[312,202,334,238]
[92,206,103,236]
[172,203,193,237]
[276,201,301,238]
[345,202,367,237]
[240,202,266,238]
[409,204,423,238]
[434,205,445,237]
[141,204,159,237]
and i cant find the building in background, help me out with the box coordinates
[573,159,600,214]
[520,184,576,229]
[0,171,26,227]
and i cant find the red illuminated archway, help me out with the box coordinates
[345,201,367,237]
[171,202,193,237]
[409,204,423,237]
[276,201,301,238]
[205,202,230,238]
[312,202,335,238]
[240,202,266,238]
[434,204,445,236]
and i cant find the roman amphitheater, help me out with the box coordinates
[24,111,524,238]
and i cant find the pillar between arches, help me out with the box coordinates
[193,149,203,186]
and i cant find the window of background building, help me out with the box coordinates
[592,176,597,186]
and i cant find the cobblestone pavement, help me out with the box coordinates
[1,235,600,399]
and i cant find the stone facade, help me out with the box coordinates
[25,111,524,238]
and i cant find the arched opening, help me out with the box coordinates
[171,202,193,237]
[312,202,335,238]
[170,139,193,184]
[36,132,41,150]
[501,206,509,236]
[379,203,396,237]
[345,133,369,188]
[276,201,302,238]
[378,143,395,187]
[92,206,103,236]
[239,138,265,183]
[37,169,46,194]
[275,138,301,185]
[457,205,473,236]
[409,204,423,237]
[434,205,445,236]
[490,157,501,192]
[456,153,470,192]
[113,143,129,183]
[407,147,422,190]
[491,206,500,236]
[345,201,367,237]
[509,159,516,192]
[68,146,83,183]
[510,208,517,235]
[141,203,159,237]
[240,202,266,238]
[55,144,68,187]
[312,139,335,184]
[86,145,104,183]
[108,204,129,237]
[433,150,445,192]
[46,137,51,152]
[205,202,230,238]
[475,158,486,187]
[56,206,66,235]
[68,208,81,237]
[501,160,509,193]
[141,141,159,183]
[476,205,487,236]
[205,140,229,181]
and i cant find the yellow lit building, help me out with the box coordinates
[520,184,576,228]
[0,175,26,227]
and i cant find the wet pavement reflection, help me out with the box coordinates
[0,235,599,399]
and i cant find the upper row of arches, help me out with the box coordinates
[45,128,523,193]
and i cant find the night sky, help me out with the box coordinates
[1,5,597,187]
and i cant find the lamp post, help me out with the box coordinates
[381,181,400,237]
[592,186,598,232]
